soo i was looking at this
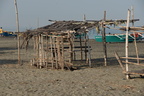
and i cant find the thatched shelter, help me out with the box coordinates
[20,19,139,70]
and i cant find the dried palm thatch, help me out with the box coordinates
[20,19,140,49]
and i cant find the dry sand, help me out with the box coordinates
[0,37,144,96]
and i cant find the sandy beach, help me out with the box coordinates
[0,37,144,96]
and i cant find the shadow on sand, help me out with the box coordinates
[0,59,18,65]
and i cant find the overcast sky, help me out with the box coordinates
[0,0,144,31]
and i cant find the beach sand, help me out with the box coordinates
[0,37,144,96]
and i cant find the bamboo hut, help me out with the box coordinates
[21,18,140,70]
[21,20,100,70]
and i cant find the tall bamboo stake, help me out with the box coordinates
[102,11,107,66]
[14,0,21,65]
[125,9,131,79]
[131,6,139,64]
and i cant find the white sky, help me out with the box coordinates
[0,0,144,31]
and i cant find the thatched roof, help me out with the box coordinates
[27,19,138,33]
[36,20,99,33]
[23,19,139,34]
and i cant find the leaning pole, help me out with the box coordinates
[14,0,21,65]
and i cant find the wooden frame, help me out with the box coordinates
[29,31,92,70]
[115,52,144,79]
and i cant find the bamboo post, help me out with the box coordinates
[46,35,49,69]
[84,31,87,61]
[61,37,64,69]
[133,32,139,64]
[86,33,92,67]
[41,35,45,67]
[80,35,83,60]
[68,37,71,62]
[68,34,73,63]
[71,34,75,61]
[72,33,76,61]
[70,34,73,62]
[102,11,107,66]
[131,6,140,64]
[54,36,58,69]
[39,34,42,69]
[36,36,39,67]
[14,0,21,65]
[125,9,131,79]
[56,37,62,69]
[50,36,54,69]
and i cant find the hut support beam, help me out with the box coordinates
[125,9,131,79]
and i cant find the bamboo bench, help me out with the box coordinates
[114,52,144,79]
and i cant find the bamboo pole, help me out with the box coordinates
[41,35,45,67]
[80,35,83,60]
[131,6,140,64]
[39,35,42,69]
[125,9,131,79]
[36,36,39,67]
[69,33,73,62]
[86,33,92,67]
[50,36,54,69]
[14,0,21,65]
[46,35,49,69]
[61,37,64,69]
[102,11,107,66]
[133,33,140,64]
[56,37,62,69]
[84,31,87,61]
[54,36,58,69]
[72,33,76,61]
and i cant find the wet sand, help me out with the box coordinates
[0,37,144,96]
